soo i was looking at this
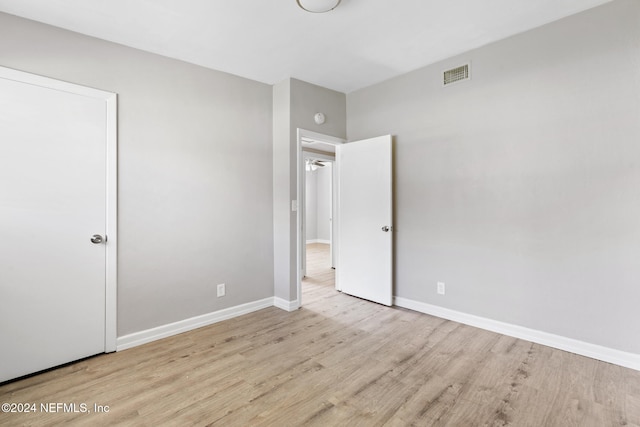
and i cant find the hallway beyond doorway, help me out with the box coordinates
[302,243,335,305]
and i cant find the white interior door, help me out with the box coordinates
[0,68,114,382]
[336,135,393,306]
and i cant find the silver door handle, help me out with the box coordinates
[381,226,390,232]
[91,234,105,244]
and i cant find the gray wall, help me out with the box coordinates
[272,80,292,303]
[0,12,274,336]
[347,0,640,354]
[305,170,318,241]
[316,165,332,242]
[305,165,332,243]
[273,78,345,302]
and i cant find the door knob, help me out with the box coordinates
[381,226,390,232]
[90,234,105,244]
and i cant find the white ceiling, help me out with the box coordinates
[0,0,612,93]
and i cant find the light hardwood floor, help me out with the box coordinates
[1,243,639,426]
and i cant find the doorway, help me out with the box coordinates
[303,155,334,297]
[296,131,394,308]
[296,129,344,307]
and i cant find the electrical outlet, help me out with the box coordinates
[217,283,226,297]
[437,282,445,295]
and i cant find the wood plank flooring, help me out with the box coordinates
[1,242,639,426]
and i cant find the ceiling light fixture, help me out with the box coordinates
[297,0,341,13]
[306,159,326,172]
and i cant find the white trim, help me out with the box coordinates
[0,66,115,98]
[394,296,640,372]
[0,66,118,354]
[117,297,274,351]
[299,129,346,146]
[306,239,331,244]
[274,297,300,312]
[104,91,118,353]
[303,151,336,162]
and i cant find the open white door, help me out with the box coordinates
[336,135,392,306]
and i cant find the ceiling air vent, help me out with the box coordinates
[443,63,470,86]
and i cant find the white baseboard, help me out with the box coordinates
[306,239,330,245]
[274,297,300,312]
[394,296,640,372]
[116,297,274,351]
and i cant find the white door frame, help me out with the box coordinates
[0,66,118,352]
[296,129,344,306]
